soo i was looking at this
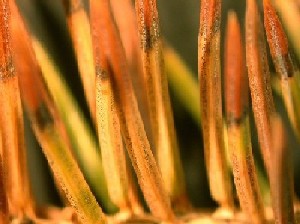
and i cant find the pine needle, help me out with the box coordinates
[263,0,300,141]
[225,11,265,224]
[110,0,141,72]
[269,116,295,224]
[0,0,34,218]
[62,0,97,121]
[134,0,188,207]
[245,0,276,175]
[89,0,176,221]
[31,36,117,213]
[273,0,300,61]
[10,2,107,223]
[95,44,131,213]
[198,0,234,208]
[62,0,136,214]
[110,0,152,149]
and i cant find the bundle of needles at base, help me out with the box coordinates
[0,0,300,223]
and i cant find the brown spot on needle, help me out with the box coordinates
[135,0,159,51]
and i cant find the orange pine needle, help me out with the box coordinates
[263,0,300,139]
[198,0,234,208]
[110,0,140,70]
[0,0,34,218]
[245,0,276,175]
[89,0,176,221]
[134,0,187,206]
[225,11,265,224]
[62,0,97,121]
[263,0,293,78]
[225,13,248,124]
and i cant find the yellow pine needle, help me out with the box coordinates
[269,116,295,224]
[89,0,176,221]
[32,121,107,224]
[95,57,131,212]
[135,0,187,206]
[164,46,201,128]
[62,0,97,121]
[10,2,107,223]
[33,38,116,213]
[245,0,276,175]
[198,0,233,208]
[225,11,265,224]
[263,0,300,141]
[30,38,116,212]
[0,0,34,218]
[273,0,300,61]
